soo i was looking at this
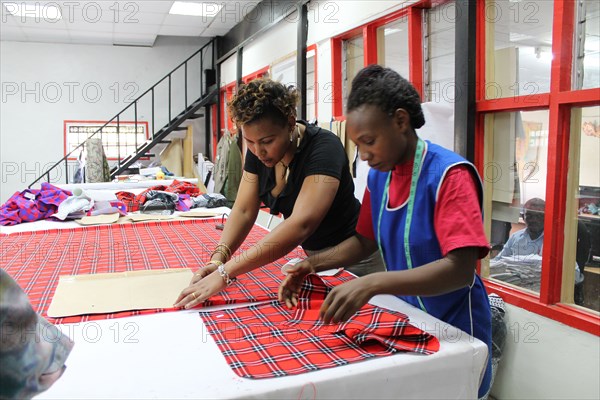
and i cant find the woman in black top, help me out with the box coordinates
[176,78,384,308]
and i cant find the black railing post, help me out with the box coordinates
[134,101,138,151]
[65,158,69,184]
[168,74,172,121]
[185,61,188,108]
[151,88,155,139]
[117,116,121,170]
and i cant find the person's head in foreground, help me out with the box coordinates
[0,269,73,400]
[346,64,426,172]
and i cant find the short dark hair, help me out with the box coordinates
[347,65,425,129]
[227,78,299,128]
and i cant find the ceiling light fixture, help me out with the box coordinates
[169,1,223,17]
[3,2,62,20]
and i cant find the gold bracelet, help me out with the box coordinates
[210,249,230,261]
[207,260,224,268]
[216,243,232,258]
[194,260,223,276]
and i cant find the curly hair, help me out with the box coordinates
[347,65,425,130]
[227,78,299,128]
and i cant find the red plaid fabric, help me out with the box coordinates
[115,191,141,212]
[200,274,440,379]
[0,219,354,324]
[164,179,200,196]
[116,180,200,212]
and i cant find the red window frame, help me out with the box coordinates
[330,2,427,118]
[474,1,600,336]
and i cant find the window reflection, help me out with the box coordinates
[377,18,409,78]
[569,106,600,311]
[486,0,554,99]
[342,35,364,112]
[485,110,550,295]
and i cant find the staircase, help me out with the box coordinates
[28,39,217,188]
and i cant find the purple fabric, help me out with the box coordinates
[0,183,72,226]
[177,194,192,211]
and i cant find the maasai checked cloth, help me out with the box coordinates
[116,180,200,212]
[0,219,354,324]
[200,274,440,379]
[0,183,72,226]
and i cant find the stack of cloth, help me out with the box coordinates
[490,255,542,292]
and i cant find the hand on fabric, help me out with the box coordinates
[320,277,376,324]
[175,270,226,309]
[278,259,315,309]
[189,262,219,285]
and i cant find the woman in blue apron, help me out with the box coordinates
[279,65,492,398]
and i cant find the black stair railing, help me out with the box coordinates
[28,38,217,189]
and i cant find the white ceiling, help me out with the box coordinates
[0,1,258,46]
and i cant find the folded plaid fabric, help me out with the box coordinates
[0,183,72,226]
[200,274,439,379]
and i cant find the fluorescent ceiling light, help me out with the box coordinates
[169,1,223,17]
[3,2,62,19]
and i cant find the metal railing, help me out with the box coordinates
[29,39,216,188]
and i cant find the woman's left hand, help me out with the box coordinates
[174,271,227,309]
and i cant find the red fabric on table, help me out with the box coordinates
[200,274,440,379]
[0,219,354,324]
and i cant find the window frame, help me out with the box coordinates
[63,119,150,161]
[330,2,427,118]
[475,0,600,336]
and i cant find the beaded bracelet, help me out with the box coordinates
[217,264,236,286]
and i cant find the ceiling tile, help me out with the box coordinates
[66,19,114,32]
[113,32,156,46]
[126,11,168,25]
[162,14,211,27]
[114,23,161,35]
[12,16,68,30]
[137,1,174,14]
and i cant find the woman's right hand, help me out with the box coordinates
[278,259,315,309]
[190,262,219,285]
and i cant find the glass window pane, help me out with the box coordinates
[484,110,550,296]
[574,0,600,90]
[569,106,600,311]
[377,18,409,79]
[486,0,554,99]
[306,51,316,122]
[426,2,455,102]
[342,35,364,112]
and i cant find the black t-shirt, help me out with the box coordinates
[244,121,360,251]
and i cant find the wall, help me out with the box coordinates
[0,36,209,203]
[491,304,600,399]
